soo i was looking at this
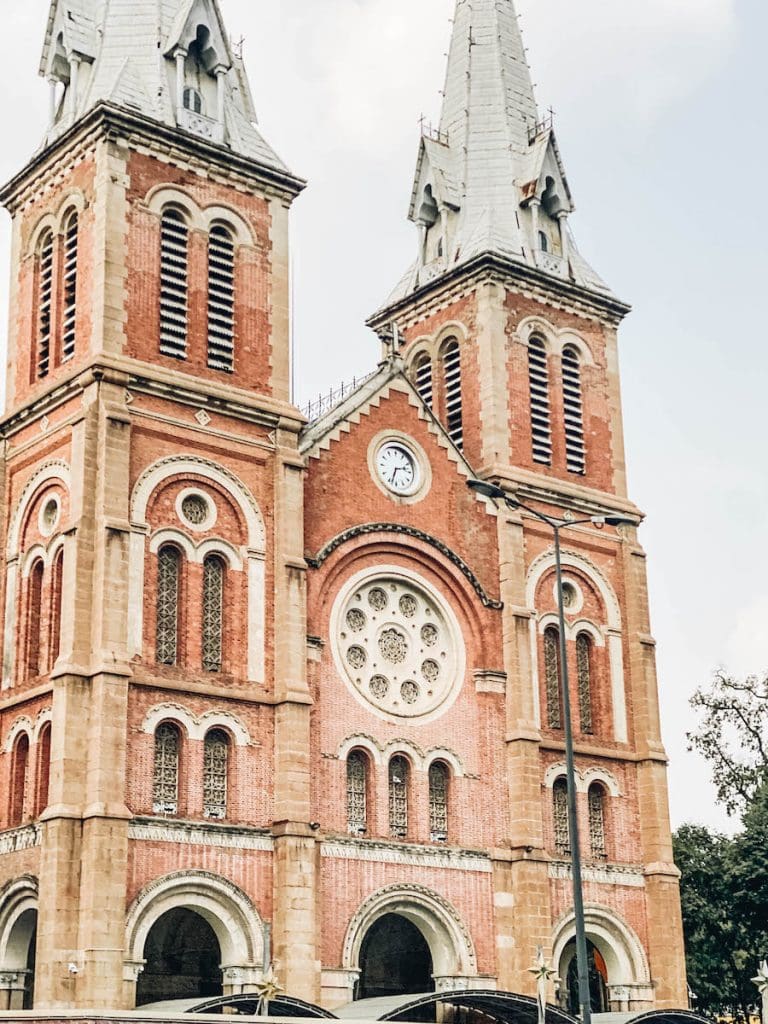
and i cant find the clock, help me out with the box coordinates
[376,442,420,495]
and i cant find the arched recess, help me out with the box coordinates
[124,871,265,1000]
[342,884,477,988]
[526,550,627,742]
[552,904,651,1009]
[128,456,266,682]
[139,703,250,745]
[0,876,38,1009]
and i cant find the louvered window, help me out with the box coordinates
[544,626,562,730]
[37,231,54,379]
[553,778,570,855]
[389,756,409,838]
[10,734,30,827]
[159,208,189,359]
[207,225,235,372]
[588,784,607,859]
[50,549,64,668]
[528,338,552,465]
[429,761,449,841]
[202,555,224,673]
[61,211,78,361]
[414,354,433,409]
[562,346,586,474]
[577,633,594,734]
[347,751,368,835]
[203,729,229,819]
[183,87,203,113]
[443,339,463,450]
[153,723,180,815]
[26,561,45,678]
[156,546,180,666]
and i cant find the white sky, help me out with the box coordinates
[2,0,766,834]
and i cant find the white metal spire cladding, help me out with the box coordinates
[383,0,611,308]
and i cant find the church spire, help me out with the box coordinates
[38,0,290,173]
[385,0,609,307]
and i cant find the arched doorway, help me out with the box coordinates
[563,939,609,1015]
[358,913,434,999]
[136,907,223,1006]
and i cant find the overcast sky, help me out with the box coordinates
[2,0,766,834]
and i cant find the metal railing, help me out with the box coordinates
[301,370,378,423]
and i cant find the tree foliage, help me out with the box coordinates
[688,671,768,815]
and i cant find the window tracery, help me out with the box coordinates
[588,784,607,859]
[553,777,570,855]
[153,723,180,815]
[576,632,593,734]
[156,546,180,666]
[389,756,409,838]
[429,761,449,841]
[544,625,562,729]
[202,555,224,673]
[203,729,229,819]
[346,750,368,835]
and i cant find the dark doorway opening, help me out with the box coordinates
[564,939,609,1015]
[136,907,223,1006]
[23,919,36,1010]
[357,913,434,1000]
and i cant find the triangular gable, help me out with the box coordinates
[516,129,574,213]
[408,137,461,223]
[164,0,233,70]
[40,0,98,78]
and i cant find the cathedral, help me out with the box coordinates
[0,0,688,1016]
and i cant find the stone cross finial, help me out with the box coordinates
[529,947,557,1024]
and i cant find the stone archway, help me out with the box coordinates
[562,938,609,1015]
[0,877,38,1012]
[358,914,435,999]
[136,907,223,1006]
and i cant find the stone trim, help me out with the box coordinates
[128,819,273,851]
[0,827,41,857]
[548,860,645,888]
[321,837,491,873]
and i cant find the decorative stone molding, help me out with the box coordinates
[322,838,491,873]
[129,820,273,851]
[138,704,252,745]
[474,670,506,694]
[543,764,621,797]
[7,460,71,559]
[548,861,644,888]
[0,828,41,856]
[552,902,651,991]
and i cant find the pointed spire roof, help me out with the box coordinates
[38,0,291,175]
[384,0,610,308]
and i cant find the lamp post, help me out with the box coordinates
[467,478,637,1024]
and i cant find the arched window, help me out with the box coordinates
[159,208,189,360]
[9,733,30,827]
[553,778,570,855]
[389,756,409,838]
[201,555,225,673]
[36,723,52,817]
[49,548,64,669]
[61,211,79,361]
[428,761,449,842]
[562,346,586,474]
[153,723,180,815]
[36,230,54,379]
[442,339,463,450]
[156,546,181,666]
[544,625,562,730]
[528,338,552,465]
[26,561,45,679]
[414,354,433,409]
[576,633,593,734]
[183,87,203,114]
[538,230,549,253]
[346,750,368,835]
[207,225,235,372]
[588,783,607,859]
[203,729,229,820]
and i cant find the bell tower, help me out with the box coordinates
[0,0,309,1010]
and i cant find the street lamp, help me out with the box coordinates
[467,478,637,1024]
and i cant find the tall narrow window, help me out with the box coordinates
[442,339,463,450]
[183,87,203,113]
[159,208,189,359]
[201,555,225,673]
[61,211,78,361]
[389,756,409,838]
[544,626,562,730]
[553,778,570,855]
[346,750,368,835]
[203,729,229,820]
[528,338,552,465]
[588,784,607,859]
[36,724,52,817]
[26,561,45,679]
[9,734,30,827]
[414,354,433,409]
[37,231,54,379]
[207,225,235,372]
[49,549,64,669]
[562,346,586,474]
[576,633,594,734]
[153,723,180,815]
[428,761,449,842]
[156,546,180,666]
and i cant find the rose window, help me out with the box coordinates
[333,573,464,720]
[181,493,209,526]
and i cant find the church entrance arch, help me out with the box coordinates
[136,907,223,1006]
[358,914,434,999]
[0,878,38,1010]
[562,939,608,1015]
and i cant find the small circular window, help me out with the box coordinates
[39,495,61,537]
[177,490,216,531]
[554,578,584,615]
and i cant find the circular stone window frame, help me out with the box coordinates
[176,488,218,533]
[38,493,61,538]
[368,431,432,505]
[553,577,584,616]
[330,565,466,726]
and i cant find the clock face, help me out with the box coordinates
[376,442,419,495]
